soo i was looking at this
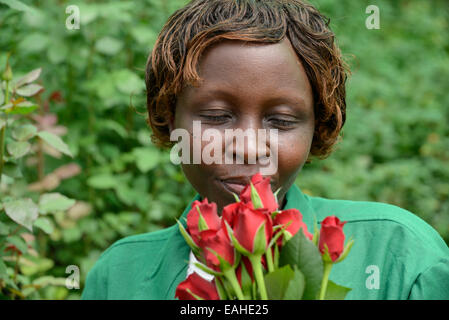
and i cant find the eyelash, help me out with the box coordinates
[200,115,231,123]
[199,115,298,129]
[268,118,298,129]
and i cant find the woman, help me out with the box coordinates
[82,0,449,300]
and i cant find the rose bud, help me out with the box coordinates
[318,216,347,262]
[273,208,313,247]
[186,198,221,245]
[240,173,278,213]
[175,273,220,300]
[233,206,273,256]
[199,228,236,272]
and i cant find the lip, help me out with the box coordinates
[219,178,250,196]
[217,175,276,197]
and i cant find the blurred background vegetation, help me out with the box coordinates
[0,0,448,299]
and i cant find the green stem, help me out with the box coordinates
[214,277,228,300]
[0,79,9,184]
[0,126,5,184]
[274,245,280,269]
[265,247,274,273]
[319,262,333,300]
[249,254,268,300]
[223,269,245,300]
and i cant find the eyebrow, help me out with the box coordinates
[190,86,308,111]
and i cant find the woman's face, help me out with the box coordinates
[171,38,315,213]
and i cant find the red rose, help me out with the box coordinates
[199,228,235,271]
[233,205,273,254]
[222,202,245,229]
[175,273,220,300]
[319,216,347,262]
[273,209,313,247]
[186,198,221,245]
[240,173,278,212]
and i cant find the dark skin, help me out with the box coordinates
[169,38,315,214]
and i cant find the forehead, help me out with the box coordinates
[180,38,313,108]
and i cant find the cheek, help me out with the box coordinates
[179,128,223,192]
[277,131,313,177]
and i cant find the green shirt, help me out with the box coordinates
[81,184,449,300]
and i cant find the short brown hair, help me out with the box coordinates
[145,0,349,159]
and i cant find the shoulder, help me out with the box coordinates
[82,224,178,299]
[309,195,438,233]
[307,194,448,254]
[305,195,449,299]
[96,224,177,266]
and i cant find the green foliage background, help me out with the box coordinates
[0,0,448,299]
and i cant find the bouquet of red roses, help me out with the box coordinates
[175,173,354,300]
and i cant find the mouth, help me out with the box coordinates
[218,178,250,196]
[217,176,276,197]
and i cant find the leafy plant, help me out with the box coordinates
[0,0,447,300]
[0,54,81,299]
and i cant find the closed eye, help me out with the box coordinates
[199,114,233,124]
[267,117,298,129]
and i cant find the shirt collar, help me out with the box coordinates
[283,183,318,230]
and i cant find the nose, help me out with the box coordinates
[224,118,272,165]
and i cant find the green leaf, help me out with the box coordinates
[97,119,128,138]
[33,216,54,234]
[335,238,355,264]
[193,262,221,277]
[324,280,352,300]
[12,124,37,141]
[47,41,68,64]
[176,219,200,254]
[0,259,7,277]
[87,173,118,189]
[0,0,33,12]
[132,147,160,173]
[14,68,42,88]
[250,182,263,209]
[37,131,73,157]
[38,193,76,215]
[279,228,323,300]
[3,101,39,115]
[2,162,22,178]
[252,222,268,255]
[264,265,295,300]
[16,83,43,97]
[197,209,209,232]
[6,235,29,254]
[0,221,10,235]
[32,275,66,287]
[130,26,158,45]
[283,267,306,300]
[6,140,31,158]
[95,37,123,56]
[18,33,49,53]
[4,198,39,231]
[20,256,54,276]
[224,221,251,256]
[114,69,144,95]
